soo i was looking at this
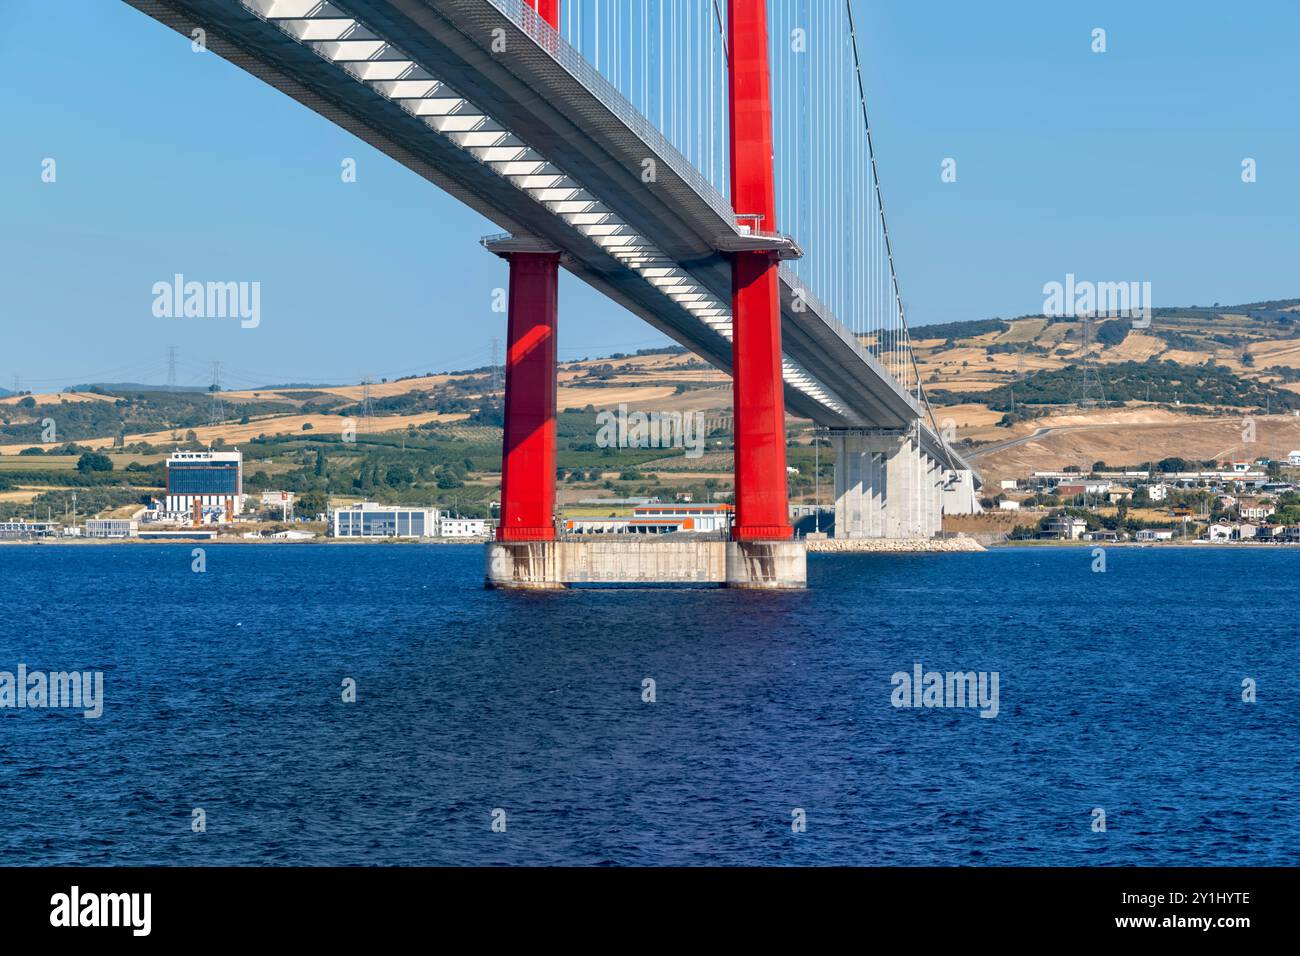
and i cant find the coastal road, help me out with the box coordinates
[964,425,1072,460]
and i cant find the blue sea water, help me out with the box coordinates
[0,543,1296,866]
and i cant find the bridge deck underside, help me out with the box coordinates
[122,0,964,466]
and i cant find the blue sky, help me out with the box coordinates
[3,0,1298,390]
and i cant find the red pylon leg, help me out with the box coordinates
[728,0,791,541]
[497,252,559,542]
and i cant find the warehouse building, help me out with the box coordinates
[330,502,439,539]
[85,518,138,539]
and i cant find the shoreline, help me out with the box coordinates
[989,539,1300,549]
[806,537,985,553]
[0,536,490,546]
[2,537,1293,551]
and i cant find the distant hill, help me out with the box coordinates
[910,318,1010,341]
[70,383,207,394]
[8,295,1299,451]
[246,382,346,391]
[910,297,1300,411]
[932,360,1300,414]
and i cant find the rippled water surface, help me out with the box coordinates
[1,543,1295,865]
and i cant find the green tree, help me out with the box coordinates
[296,490,327,517]
[76,452,113,473]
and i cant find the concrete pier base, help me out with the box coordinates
[724,540,808,589]
[485,539,806,589]
[484,540,566,590]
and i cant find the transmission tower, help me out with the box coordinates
[1073,313,1106,407]
[1011,345,1029,414]
[167,346,178,392]
[360,376,374,433]
[208,361,226,426]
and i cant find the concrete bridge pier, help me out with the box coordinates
[922,455,944,537]
[832,428,943,539]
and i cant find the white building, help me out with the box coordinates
[0,520,59,539]
[85,518,137,539]
[260,491,295,518]
[1135,529,1175,542]
[439,517,489,538]
[1145,484,1169,502]
[997,499,1021,511]
[1207,523,1234,542]
[329,502,439,538]
[1042,515,1087,540]
[1287,450,1300,466]
[1238,498,1274,521]
[164,449,244,524]
[628,504,734,533]
[564,504,734,535]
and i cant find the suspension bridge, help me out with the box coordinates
[121,0,979,588]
